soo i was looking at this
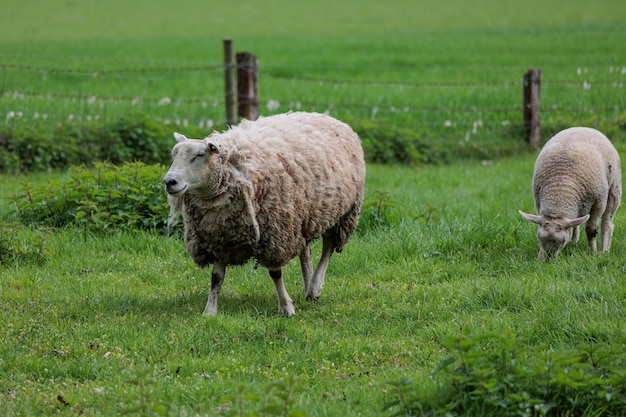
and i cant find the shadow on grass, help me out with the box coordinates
[67,285,318,320]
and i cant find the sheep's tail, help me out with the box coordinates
[331,199,362,253]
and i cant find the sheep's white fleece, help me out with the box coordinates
[164,112,365,315]
[520,127,621,261]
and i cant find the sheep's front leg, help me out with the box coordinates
[299,245,313,293]
[269,269,296,317]
[306,235,334,301]
[203,262,225,316]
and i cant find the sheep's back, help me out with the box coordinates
[532,127,620,217]
[226,112,365,267]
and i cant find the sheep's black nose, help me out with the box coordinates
[164,178,177,187]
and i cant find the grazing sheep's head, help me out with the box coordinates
[163,132,224,197]
[519,211,589,261]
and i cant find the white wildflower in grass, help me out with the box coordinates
[6,111,15,121]
[444,120,452,127]
[266,99,280,111]
[583,81,591,90]
[87,96,97,104]
[288,101,302,110]
[501,120,511,126]
[371,106,379,120]
[131,97,141,105]
[158,97,171,106]
[472,120,482,134]
[68,114,75,121]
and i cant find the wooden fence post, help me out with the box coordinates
[523,68,541,147]
[223,38,236,128]
[237,52,259,121]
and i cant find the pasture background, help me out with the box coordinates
[2,0,626,416]
[2,0,626,148]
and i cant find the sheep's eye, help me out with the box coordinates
[191,152,206,162]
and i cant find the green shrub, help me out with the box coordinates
[12,162,176,236]
[384,331,626,417]
[0,113,208,174]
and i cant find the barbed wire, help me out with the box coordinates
[3,89,625,117]
[2,63,625,87]
[2,61,625,128]
[0,63,224,75]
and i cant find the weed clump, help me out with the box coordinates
[384,331,626,416]
[12,162,175,236]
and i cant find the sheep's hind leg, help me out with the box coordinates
[585,208,603,254]
[203,262,226,316]
[600,211,616,253]
[269,269,296,317]
[305,234,335,301]
[600,188,620,253]
[299,245,313,293]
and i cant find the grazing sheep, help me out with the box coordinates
[163,112,365,316]
[519,127,621,261]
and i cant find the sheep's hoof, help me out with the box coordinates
[202,306,218,316]
[279,304,296,317]
[305,295,320,302]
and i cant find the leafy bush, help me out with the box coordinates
[384,331,626,417]
[0,113,208,174]
[13,162,176,236]
[0,222,50,265]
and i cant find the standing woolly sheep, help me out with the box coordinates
[163,112,365,316]
[519,127,621,261]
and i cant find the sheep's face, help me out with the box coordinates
[519,211,589,261]
[163,133,223,197]
[536,221,572,261]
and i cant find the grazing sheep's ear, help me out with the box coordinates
[519,210,543,225]
[173,132,188,143]
[565,214,590,228]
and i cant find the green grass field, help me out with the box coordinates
[2,1,626,415]
[2,0,626,140]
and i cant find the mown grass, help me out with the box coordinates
[2,156,626,415]
[2,0,626,141]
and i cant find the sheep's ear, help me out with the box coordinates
[173,132,188,143]
[206,142,219,154]
[565,214,590,228]
[519,210,543,225]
